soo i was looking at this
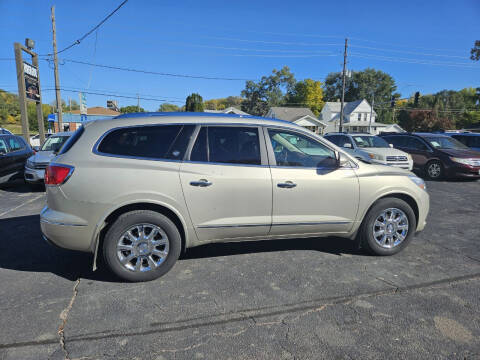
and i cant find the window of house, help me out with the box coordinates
[357,113,362,121]
[98,125,195,160]
[190,126,261,165]
[268,129,336,168]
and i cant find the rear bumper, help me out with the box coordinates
[24,166,45,183]
[40,206,93,252]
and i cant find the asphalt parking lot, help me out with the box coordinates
[0,179,479,360]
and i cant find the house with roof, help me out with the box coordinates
[51,106,121,132]
[204,107,249,115]
[265,107,327,134]
[321,99,401,135]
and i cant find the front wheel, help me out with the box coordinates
[359,198,416,256]
[425,160,443,180]
[103,210,181,282]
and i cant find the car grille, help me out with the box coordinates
[386,156,408,162]
[33,163,49,170]
[471,159,480,167]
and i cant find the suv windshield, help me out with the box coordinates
[352,135,389,148]
[41,135,69,152]
[426,136,468,150]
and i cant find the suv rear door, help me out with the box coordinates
[180,125,272,242]
[265,127,359,236]
[0,137,14,183]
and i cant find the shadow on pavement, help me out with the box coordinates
[0,214,117,282]
[183,236,361,260]
[0,179,45,193]
[0,214,364,282]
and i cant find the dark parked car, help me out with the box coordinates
[446,132,480,153]
[0,134,34,185]
[379,132,480,180]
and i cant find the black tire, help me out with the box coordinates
[425,160,443,180]
[103,210,181,282]
[359,198,416,256]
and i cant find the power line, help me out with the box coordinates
[349,44,469,59]
[59,59,254,81]
[40,0,129,56]
[350,52,479,68]
[42,88,184,103]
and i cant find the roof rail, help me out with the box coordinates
[113,111,292,124]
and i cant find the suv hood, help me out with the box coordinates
[439,148,480,158]
[29,151,55,164]
[361,147,409,157]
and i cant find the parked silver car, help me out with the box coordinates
[324,133,413,170]
[25,132,72,184]
[41,114,429,282]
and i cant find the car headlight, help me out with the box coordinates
[26,159,34,168]
[408,175,426,191]
[450,157,479,166]
[368,153,384,161]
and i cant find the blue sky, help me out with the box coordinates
[1,0,479,111]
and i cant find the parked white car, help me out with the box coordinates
[30,133,52,148]
[324,133,413,170]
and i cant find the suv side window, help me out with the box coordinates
[406,137,429,151]
[385,136,406,148]
[7,136,25,152]
[190,126,261,165]
[97,125,194,160]
[0,138,8,154]
[268,129,336,168]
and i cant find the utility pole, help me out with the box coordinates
[368,94,374,134]
[51,6,63,132]
[137,93,140,109]
[339,38,348,133]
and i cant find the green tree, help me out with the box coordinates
[158,103,181,112]
[241,66,296,116]
[323,68,397,106]
[119,105,145,113]
[185,93,204,112]
[287,79,324,116]
[471,40,480,61]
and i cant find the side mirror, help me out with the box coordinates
[389,144,393,148]
[338,152,353,168]
[343,143,352,148]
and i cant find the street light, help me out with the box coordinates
[25,38,35,50]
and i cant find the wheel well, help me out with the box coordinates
[377,193,419,225]
[100,203,186,254]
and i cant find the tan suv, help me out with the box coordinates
[41,113,429,282]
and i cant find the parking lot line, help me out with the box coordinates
[0,194,44,219]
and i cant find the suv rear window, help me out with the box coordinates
[97,125,194,160]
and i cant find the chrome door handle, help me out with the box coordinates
[277,181,297,188]
[190,179,212,187]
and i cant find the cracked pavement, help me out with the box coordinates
[0,179,479,359]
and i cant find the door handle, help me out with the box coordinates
[190,179,212,187]
[277,181,297,189]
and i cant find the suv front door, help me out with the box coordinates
[265,128,359,236]
[180,125,272,242]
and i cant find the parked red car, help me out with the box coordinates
[379,133,480,180]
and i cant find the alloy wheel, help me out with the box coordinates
[372,208,409,249]
[116,223,169,272]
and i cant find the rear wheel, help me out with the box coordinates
[103,210,181,282]
[425,160,443,180]
[360,198,416,256]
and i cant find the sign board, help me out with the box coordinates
[47,114,56,122]
[80,114,87,122]
[23,62,40,101]
[79,92,87,115]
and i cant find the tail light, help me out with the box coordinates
[45,164,74,185]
